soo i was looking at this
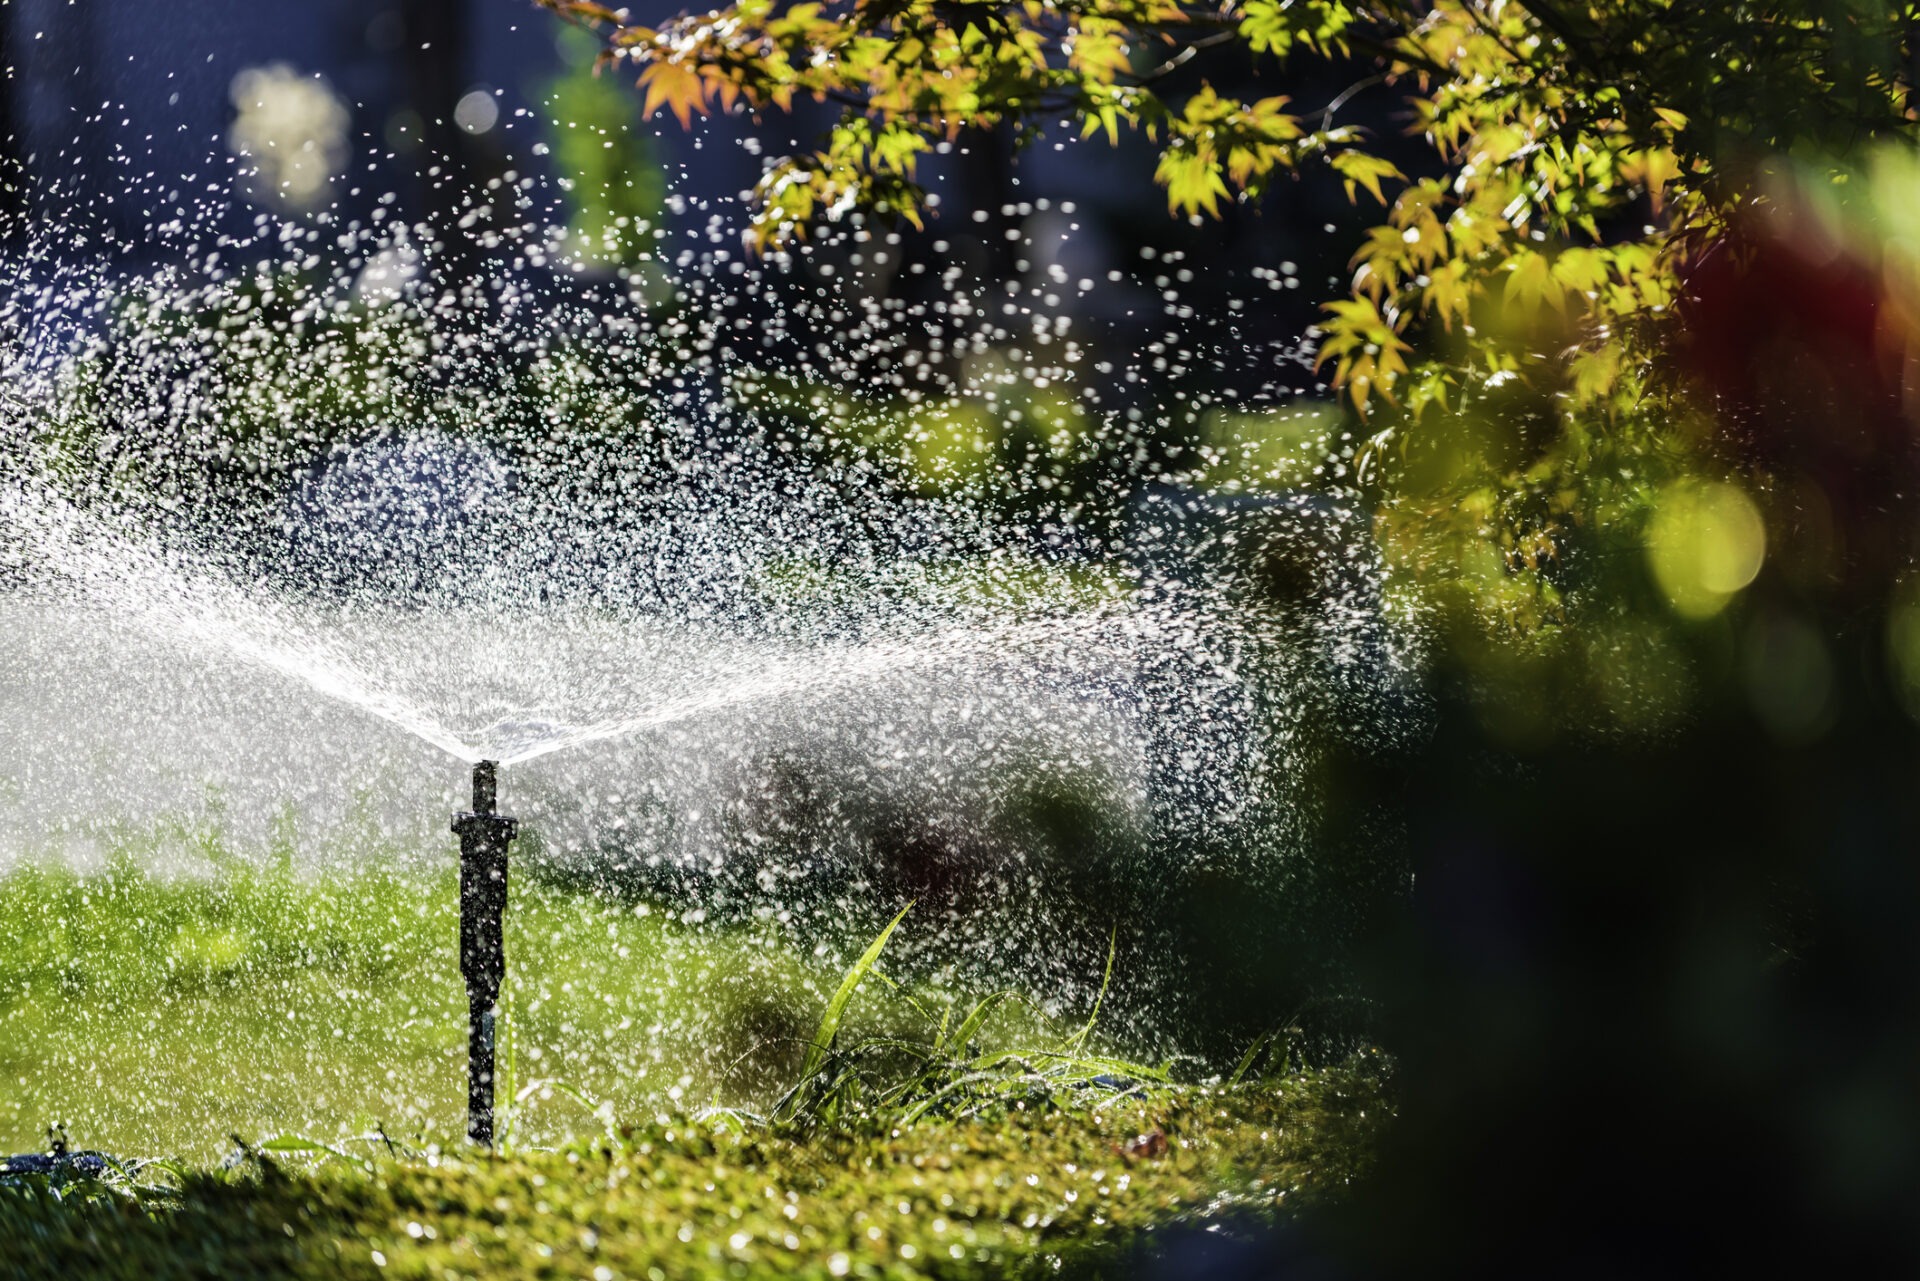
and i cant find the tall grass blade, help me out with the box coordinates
[801,901,912,1084]
[1070,924,1118,1053]
[1229,1029,1278,1086]
[948,990,1019,1059]
[512,1077,617,1138]
[867,966,942,1034]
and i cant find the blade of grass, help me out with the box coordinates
[253,1134,369,1167]
[1229,1028,1278,1086]
[692,1106,764,1135]
[896,1069,1045,1126]
[512,1076,616,1138]
[1068,924,1118,1053]
[968,1047,1168,1082]
[866,966,943,1035]
[800,901,912,1085]
[947,989,1021,1058]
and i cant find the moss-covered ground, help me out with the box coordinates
[3,1064,1385,1279]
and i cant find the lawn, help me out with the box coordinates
[0,831,1388,1277]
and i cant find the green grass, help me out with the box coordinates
[0,829,1392,1277]
[0,841,1052,1160]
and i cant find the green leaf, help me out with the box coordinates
[1505,249,1565,311]
[1156,146,1229,217]
[1568,346,1622,406]
[1331,150,1404,205]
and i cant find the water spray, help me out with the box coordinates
[452,759,517,1146]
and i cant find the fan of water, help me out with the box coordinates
[0,163,1414,862]
[0,67,1422,1151]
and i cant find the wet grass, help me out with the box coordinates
[2,1058,1388,1280]
[0,844,1392,1277]
[0,849,1059,1160]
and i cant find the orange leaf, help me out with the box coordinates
[638,59,708,129]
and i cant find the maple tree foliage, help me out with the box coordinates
[538,0,1916,411]
[538,0,1920,684]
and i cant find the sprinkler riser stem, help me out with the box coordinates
[453,759,516,1147]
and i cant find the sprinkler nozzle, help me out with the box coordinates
[453,759,517,1147]
[471,758,498,815]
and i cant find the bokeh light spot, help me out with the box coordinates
[1646,481,1766,618]
[225,64,349,210]
[456,89,501,135]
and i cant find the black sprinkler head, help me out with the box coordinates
[453,759,518,1146]
[470,758,498,815]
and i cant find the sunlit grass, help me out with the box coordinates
[0,826,1393,1278]
[4,1060,1389,1280]
[0,846,1059,1161]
